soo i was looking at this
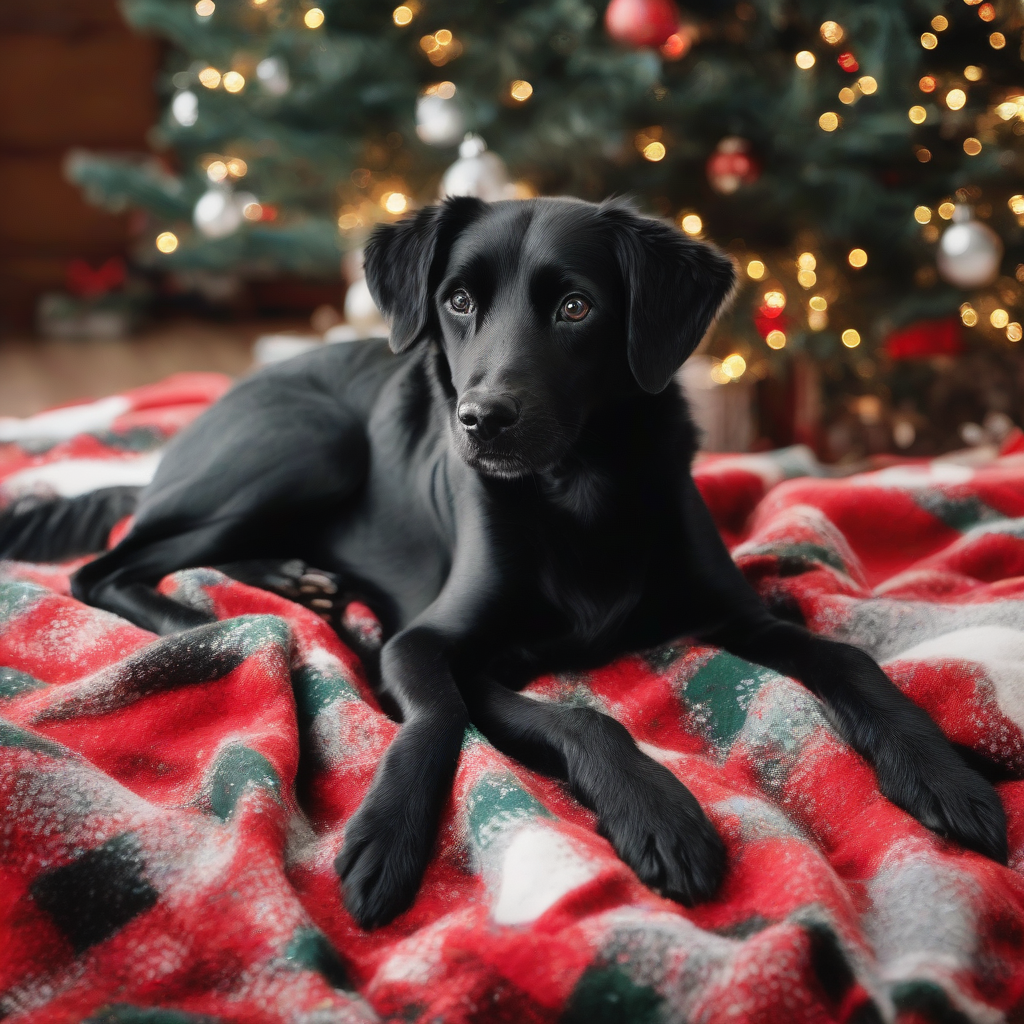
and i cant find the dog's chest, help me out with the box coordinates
[526,517,647,651]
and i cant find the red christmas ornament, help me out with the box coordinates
[884,317,963,360]
[706,137,760,194]
[605,0,680,48]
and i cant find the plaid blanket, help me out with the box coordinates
[1,373,1023,1023]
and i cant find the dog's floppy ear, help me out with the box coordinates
[364,196,486,353]
[604,202,737,394]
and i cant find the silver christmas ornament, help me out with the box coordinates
[936,207,1003,289]
[171,90,199,127]
[194,188,243,238]
[415,93,465,147]
[256,56,290,96]
[439,135,516,201]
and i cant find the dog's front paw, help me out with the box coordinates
[876,734,1007,864]
[334,790,431,930]
[597,759,725,906]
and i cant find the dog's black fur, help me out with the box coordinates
[2,197,1006,929]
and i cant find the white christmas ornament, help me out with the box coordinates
[256,56,290,96]
[344,277,388,337]
[171,90,199,127]
[439,135,516,201]
[936,207,1003,288]
[194,189,243,238]
[416,93,465,147]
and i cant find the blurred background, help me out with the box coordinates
[2,0,1024,461]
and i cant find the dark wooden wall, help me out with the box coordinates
[0,0,159,332]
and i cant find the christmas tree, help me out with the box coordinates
[72,0,1024,454]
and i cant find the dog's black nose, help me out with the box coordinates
[457,393,520,441]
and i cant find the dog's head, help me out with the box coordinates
[365,196,735,478]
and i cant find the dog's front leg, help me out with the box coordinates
[334,533,495,930]
[335,622,468,929]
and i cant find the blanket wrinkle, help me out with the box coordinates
[1,374,1024,1023]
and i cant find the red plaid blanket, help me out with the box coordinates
[2,373,1023,1023]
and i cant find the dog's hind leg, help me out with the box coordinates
[72,523,236,634]
[464,678,725,906]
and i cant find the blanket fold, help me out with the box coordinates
[1,376,1023,1024]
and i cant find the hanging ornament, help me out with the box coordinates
[194,188,243,238]
[706,137,760,194]
[416,92,465,147]
[256,56,290,96]
[605,0,680,48]
[439,135,516,201]
[171,90,199,127]
[936,206,1003,288]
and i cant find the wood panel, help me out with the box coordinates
[0,0,158,332]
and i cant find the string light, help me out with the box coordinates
[808,311,827,330]
[746,259,766,279]
[915,147,932,163]
[848,248,868,268]
[643,141,666,161]
[841,329,861,348]
[809,296,828,311]
[226,157,247,177]
[961,304,979,327]
[919,76,936,93]
[797,253,816,271]
[930,14,948,30]
[680,214,703,235]
[393,5,413,25]
[938,201,956,219]
[945,88,966,110]
[837,52,859,72]
[155,231,179,253]
[709,362,731,384]
[381,191,408,214]
[222,71,245,93]
[304,7,325,28]
[914,206,932,223]
[819,111,839,131]
[721,354,747,379]
[858,76,877,94]
[989,32,1006,49]
[1008,323,1023,342]
[798,269,816,288]
[839,87,856,105]
[1009,195,1024,215]
[795,51,816,69]
[963,137,982,155]
[964,65,982,81]
[198,67,221,89]
[195,0,215,15]
[991,308,1010,328]
[978,3,995,21]
[766,329,786,349]
[510,80,533,102]
[206,160,228,182]
[242,201,263,221]
[920,32,938,49]
[908,105,927,124]
[763,289,786,310]
[820,21,844,44]
[797,252,817,288]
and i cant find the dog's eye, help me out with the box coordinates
[561,297,590,321]
[449,289,473,314]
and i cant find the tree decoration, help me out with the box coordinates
[416,86,464,147]
[439,135,515,201]
[706,137,759,194]
[936,208,1003,289]
[604,0,680,48]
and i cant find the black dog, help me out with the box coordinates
[2,197,1006,930]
